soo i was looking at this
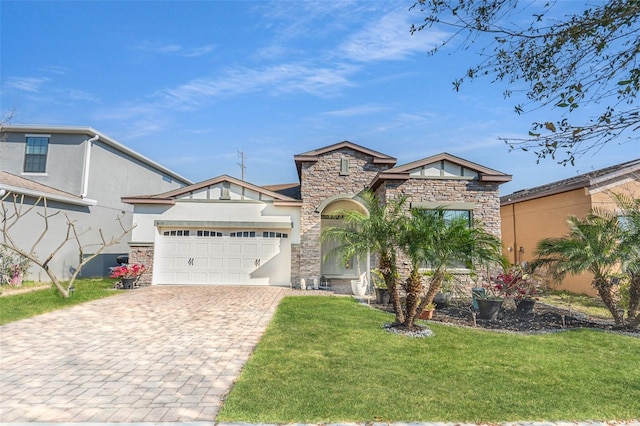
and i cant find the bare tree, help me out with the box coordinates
[1,192,135,298]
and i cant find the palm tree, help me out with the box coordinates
[612,193,640,326]
[320,191,408,324]
[534,212,624,324]
[400,208,504,328]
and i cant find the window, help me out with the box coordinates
[163,230,190,236]
[416,208,473,270]
[24,136,49,173]
[262,231,288,238]
[196,230,222,237]
[441,209,472,226]
[230,231,256,238]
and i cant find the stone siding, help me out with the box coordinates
[299,148,392,281]
[128,243,154,286]
[376,178,502,285]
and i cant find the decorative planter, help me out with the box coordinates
[471,287,486,310]
[476,298,503,320]
[516,299,536,315]
[419,309,434,320]
[351,279,367,296]
[375,288,390,304]
[122,277,135,290]
[434,291,452,308]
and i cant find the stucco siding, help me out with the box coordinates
[1,131,87,194]
[500,179,640,296]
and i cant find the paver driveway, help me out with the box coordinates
[0,285,290,422]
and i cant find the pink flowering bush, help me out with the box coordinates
[110,263,146,279]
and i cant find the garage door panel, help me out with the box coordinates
[227,257,242,268]
[155,234,289,285]
[210,243,225,254]
[228,243,242,254]
[209,257,224,268]
[194,243,209,253]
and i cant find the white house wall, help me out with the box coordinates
[130,201,301,244]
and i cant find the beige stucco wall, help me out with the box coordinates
[501,178,640,296]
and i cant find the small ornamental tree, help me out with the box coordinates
[1,192,135,298]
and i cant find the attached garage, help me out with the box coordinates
[154,226,291,285]
[123,175,302,287]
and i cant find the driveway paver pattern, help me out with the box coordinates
[0,285,290,423]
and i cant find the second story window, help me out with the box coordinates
[24,136,49,173]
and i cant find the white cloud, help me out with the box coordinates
[156,63,358,109]
[131,41,215,57]
[338,10,448,62]
[322,104,389,117]
[4,77,49,93]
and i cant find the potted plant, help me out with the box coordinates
[1,248,30,287]
[419,302,437,320]
[371,269,390,304]
[499,266,541,315]
[474,278,506,320]
[110,263,146,289]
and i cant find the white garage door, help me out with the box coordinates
[154,230,290,285]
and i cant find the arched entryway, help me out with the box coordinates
[319,195,369,280]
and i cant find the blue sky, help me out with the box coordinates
[1,1,637,195]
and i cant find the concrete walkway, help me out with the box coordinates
[0,285,291,423]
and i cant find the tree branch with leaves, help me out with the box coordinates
[410,0,640,165]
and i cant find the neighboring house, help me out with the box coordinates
[0,125,192,281]
[124,141,511,290]
[500,158,640,296]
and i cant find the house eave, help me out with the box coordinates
[1,185,97,207]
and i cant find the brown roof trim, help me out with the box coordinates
[121,197,175,205]
[501,158,640,205]
[369,172,410,191]
[387,152,508,176]
[294,140,397,178]
[121,174,301,205]
[369,153,511,190]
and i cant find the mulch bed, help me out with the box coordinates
[377,299,640,336]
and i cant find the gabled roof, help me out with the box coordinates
[293,141,397,178]
[262,182,301,200]
[0,171,96,206]
[1,124,192,186]
[370,152,512,190]
[121,175,303,206]
[501,158,640,205]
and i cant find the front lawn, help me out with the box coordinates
[218,296,640,424]
[0,278,119,325]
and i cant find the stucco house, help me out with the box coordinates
[124,141,511,290]
[0,125,192,281]
[500,158,640,296]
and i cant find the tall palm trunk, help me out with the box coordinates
[380,253,404,324]
[593,276,623,324]
[417,268,444,315]
[628,272,640,325]
[404,267,423,328]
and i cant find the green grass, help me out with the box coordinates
[0,278,119,325]
[218,296,640,424]
[539,290,613,319]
